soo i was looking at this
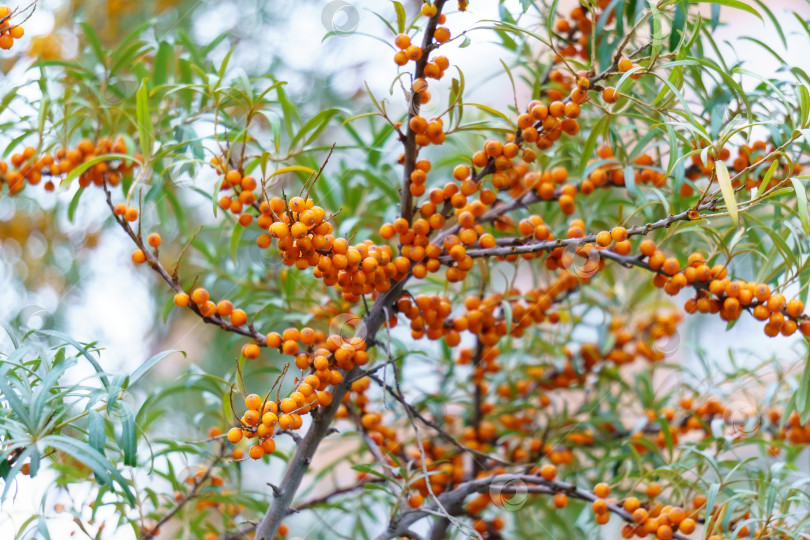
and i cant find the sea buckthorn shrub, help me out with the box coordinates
[3,1,810,539]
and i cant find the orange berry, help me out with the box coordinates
[434,27,451,43]
[602,87,618,103]
[266,332,282,348]
[230,308,248,326]
[191,288,209,305]
[216,300,233,317]
[610,227,628,242]
[227,427,243,444]
[787,298,804,318]
[245,394,262,410]
[249,444,264,460]
[261,438,276,454]
[394,33,410,49]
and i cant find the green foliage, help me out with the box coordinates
[3,0,810,539]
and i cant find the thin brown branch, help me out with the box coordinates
[142,444,226,540]
[437,198,719,263]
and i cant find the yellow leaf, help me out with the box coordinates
[715,161,738,225]
[268,166,316,179]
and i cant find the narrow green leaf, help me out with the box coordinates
[393,1,406,33]
[120,407,137,467]
[790,177,810,235]
[797,352,810,423]
[578,116,608,178]
[0,376,33,430]
[43,435,134,503]
[752,0,785,47]
[754,160,779,199]
[715,161,738,225]
[153,41,172,87]
[801,85,810,129]
[230,224,244,262]
[129,350,184,386]
[136,79,154,159]
[88,410,106,455]
[80,22,106,65]
[688,0,762,20]
[67,187,86,223]
[59,153,135,189]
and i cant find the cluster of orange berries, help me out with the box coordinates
[379,205,466,281]
[407,110,446,152]
[626,243,810,337]
[266,326,369,373]
[615,485,701,538]
[391,9,449,67]
[219,322,372,460]
[406,440,466,497]
[225,379,328,461]
[213,165,260,224]
[313,237,400,301]
[664,399,810,456]
[0,6,24,50]
[431,82,590,214]
[543,68,586,103]
[336,375,403,455]
[253,195,401,302]
[172,287,258,348]
[551,228,810,338]
[390,272,577,354]
[770,410,810,452]
[553,2,613,61]
[455,275,577,345]
[684,139,801,192]
[0,137,135,195]
[517,82,588,147]
[224,393,282,461]
[597,55,646,104]
[128,230,162,265]
[544,311,681,386]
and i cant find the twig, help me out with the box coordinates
[142,444,226,540]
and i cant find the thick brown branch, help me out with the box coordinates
[400,0,449,222]
[376,473,693,540]
[252,278,409,539]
